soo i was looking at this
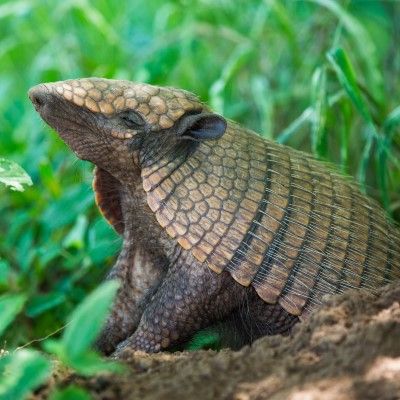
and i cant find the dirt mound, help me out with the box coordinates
[35,283,400,400]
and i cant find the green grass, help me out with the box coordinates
[1,0,400,351]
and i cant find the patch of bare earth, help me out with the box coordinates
[33,283,400,400]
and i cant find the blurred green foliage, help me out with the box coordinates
[0,281,121,399]
[0,158,32,191]
[44,280,123,376]
[1,0,400,353]
[0,348,52,399]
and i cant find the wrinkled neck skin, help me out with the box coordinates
[110,133,205,289]
[112,145,185,262]
[94,143,141,188]
[118,176,172,273]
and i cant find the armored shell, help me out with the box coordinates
[94,118,400,318]
[30,78,400,320]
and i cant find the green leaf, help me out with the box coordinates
[50,386,92,400]
[61,280,119,360]
[44,342,124,376]
[62,215,88,250]
[0,349,51,400]
[43,339,65,359]
[0,158,32,192]
[0,294,27,337]
[43,282,124,376]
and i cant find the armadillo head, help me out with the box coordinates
[29,78,226,181]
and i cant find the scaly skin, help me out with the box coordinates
[29,78,400,355]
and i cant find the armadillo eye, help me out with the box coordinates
[119,110,145,129]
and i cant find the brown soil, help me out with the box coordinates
[35,283,400,400]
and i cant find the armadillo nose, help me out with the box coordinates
[28,84,49,110]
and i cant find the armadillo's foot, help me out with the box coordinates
[111,254,248,355]
[112,325,169,356]
[95,246,166,355]
[110,343,145,360]
[95,326,122,355]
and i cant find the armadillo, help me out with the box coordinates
[28,78,400,354]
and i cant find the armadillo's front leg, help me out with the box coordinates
[112,252,247,355]
[95,245,166,355]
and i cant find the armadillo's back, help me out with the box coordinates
[142,121,400,318]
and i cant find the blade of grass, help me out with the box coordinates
[251,75,273,139]
[327,47,379,191]
[311,66,328,158]
[383,105,400,138]
[327,47,374,125]
[339,98,352,172]
[276,90,345,144]
[209,44,253,113]
[310,0,383,102]
[268,0,299,62]
[357,127,375,193]
[275,107,314,144]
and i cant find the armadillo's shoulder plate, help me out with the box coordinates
[141,122,266,277]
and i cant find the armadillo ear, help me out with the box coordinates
[177,112,227,140]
